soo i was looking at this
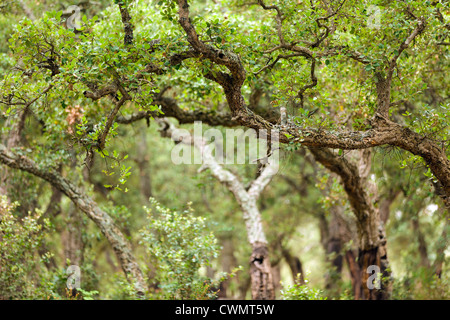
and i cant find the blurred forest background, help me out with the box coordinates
[0,0,448,300]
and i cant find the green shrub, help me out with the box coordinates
[140,198,220,300]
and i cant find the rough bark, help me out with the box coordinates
[359,247,391,300]
[116,95,280,127]
[238,275,251,300]
[62,204,85,278]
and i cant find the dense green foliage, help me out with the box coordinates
[0,0,448,300]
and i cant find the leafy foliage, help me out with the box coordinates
[0,196,52,299]
[0,0,448,301]
[140,198,221,300]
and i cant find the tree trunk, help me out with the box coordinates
[345,250,362,300]
[157,118,277,300]
[358,242,391,300]
[250,242,275,300]
[433,218,448,278]
[411,218,431,269]
[319,208,345,293]
[354,196,392,300]
[136,127,152,201]
[379,190,400,224]
[63,205,85,267]
[271,262,282,297]
[218,235,238,299]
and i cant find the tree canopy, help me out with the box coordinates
[0,0,448,300]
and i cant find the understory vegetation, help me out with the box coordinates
[0,0,448,300]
